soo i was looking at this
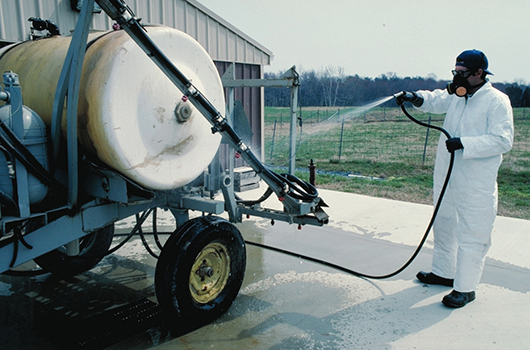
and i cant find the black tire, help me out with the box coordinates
[155,216,246,331]
[34,224,114,277]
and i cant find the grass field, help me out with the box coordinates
[264,106,530,220]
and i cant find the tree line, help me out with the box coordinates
[264,66,530,108]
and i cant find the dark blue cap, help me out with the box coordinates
[456,49,493,75]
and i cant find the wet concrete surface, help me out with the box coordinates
[1,188,530,349]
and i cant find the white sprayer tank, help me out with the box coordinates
[0,26,223,190]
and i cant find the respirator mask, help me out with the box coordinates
[447,70,472,97]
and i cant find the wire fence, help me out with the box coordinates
[264,107,530,174]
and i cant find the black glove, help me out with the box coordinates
[446,137,463,152]
[396,91,423,107]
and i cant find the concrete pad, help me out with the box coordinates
[1,188,529,349]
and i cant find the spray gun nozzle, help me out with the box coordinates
[393,91,406,99]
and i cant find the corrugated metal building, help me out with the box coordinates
[0,0,272,160]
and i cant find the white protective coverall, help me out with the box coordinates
[415,81,514,292]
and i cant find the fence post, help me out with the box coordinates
[270,119,277,160]
[422,115,432,166]
[298,117,303,149]
[338,112,344,161]
[309,159,316,186]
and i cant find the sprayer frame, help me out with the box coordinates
[0,0,329,333]
[0,0,327,275]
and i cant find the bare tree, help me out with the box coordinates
[320,65,345,107]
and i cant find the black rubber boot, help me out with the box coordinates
[442,290,476,308]
[416,271,454,287]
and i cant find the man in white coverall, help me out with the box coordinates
[397,49,514,308]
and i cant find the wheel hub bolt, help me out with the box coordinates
[197,264,214,278]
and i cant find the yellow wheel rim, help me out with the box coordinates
[189,242,230,304]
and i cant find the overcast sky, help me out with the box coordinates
[197,0,530,84]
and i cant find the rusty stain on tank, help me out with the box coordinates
[154,107,166,123]
[128,135,194,170]
[162,134,194,155]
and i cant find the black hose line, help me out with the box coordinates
[400,104,451,139]
[1,268,49,276]
[104,208,154,257]
[246,103,455,280]
[277,172,319,201]
[151,208,164,251]
[136,212,160,259]
[0,146,19,214]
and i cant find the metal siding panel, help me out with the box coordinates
[253,46,259,65]
[243,64,251,126]
[149,0,164,25]
[11,0,26,41]
[156,0,164,23]
[130,0,140,18]
[175,0,186,32]
[260,50,270,65]
[186,5,197,39]
[236,36,245,62]
[15,0,27,40]
[251,65,263,159]
[0,4,5,39]
[250,64,262,160]
[0,1,14,40]
[57,1,79,35]
[218,25,228,61]
[196,9,207,50]
[227,30,236,62]
[53,0,64,30]
[243,64,252,135]
[20,1,40,21]
[208,17,218,60]
[163,0,176,28]
[148,0,155,23]
[146,0,154,23]
[91,10,113,31]
[135,0,149,23]
[246,43,254,64]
